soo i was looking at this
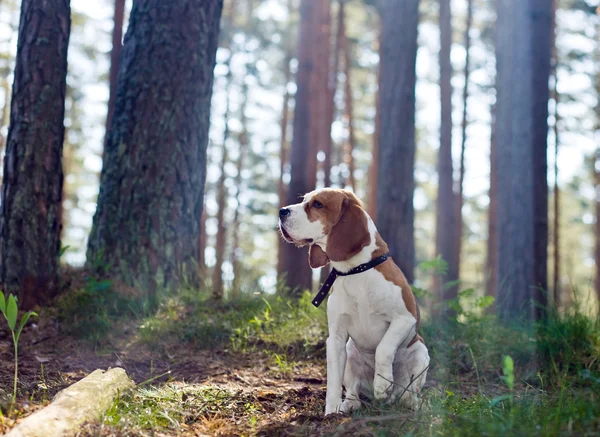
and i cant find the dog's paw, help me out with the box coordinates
[325,400,343,416]
[373,375,393,400]
[340,398,361,413]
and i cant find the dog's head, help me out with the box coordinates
[278,188,371,268]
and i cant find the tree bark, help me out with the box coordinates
[231,81,249,298]
[322,0,343,189]
[487,102,498,299]
[551,0,560,309]
[277,0,294,279]
[531,0,553,321]
[281,0,331,295]
[435,0,459,312]
[104,0,125,149]
[212,70,232,301]
[342,5,356,192]
[87,0,223,295]
[495,0,552,323]
[368,21,382,220]
[595,16,600,313]
[0,0,71,309]
[456,0,473,292]
[376,0,419,284]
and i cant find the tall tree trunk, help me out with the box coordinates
[212,70,232,301]
[368,21,382,220]
[495,0,552,323]
[376,0,419,284]
[323,0,344,188]
[595,17,600,313]
[104,0,125,148]
[277,0,295,280]
[487,102,498,299]
[531,0,553,321]
[456,0,473,288]
[435,0,458,313]
[0,0,70,310]
[308,0,331,190]
[551,0,560,309]
[231,81,249,298]
[281,0,331,295]
[87,0,223,295]
[342,6,356,192]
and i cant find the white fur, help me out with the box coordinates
[280,189,430,416]
[280,194,327,244]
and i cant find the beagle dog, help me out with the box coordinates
[279,188,429,415]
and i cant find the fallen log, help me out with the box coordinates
[5,368,134,437]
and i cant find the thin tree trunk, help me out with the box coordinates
[376,0,419,284]
[87,0,223,296]
[456,0,473,285]
[277,0,294,280]
[435,0,458,313]
[231,81,249,298]
[595,17,600,313]
[342,5,356,192]
[212,70,233,301]
[104,0,125,149]
[487,102,498,299]
[368,21,382,220]
[551,0,560,309]
[323,0,344,188]
[0,0,70,310]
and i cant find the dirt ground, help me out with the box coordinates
[0,314,365,436]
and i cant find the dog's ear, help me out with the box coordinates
[326,196,371,262]
[309,244,330,269]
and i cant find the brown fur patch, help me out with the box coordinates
[375,259,421,345]
[308,244,329,268]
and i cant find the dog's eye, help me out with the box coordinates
[313,200,323,209]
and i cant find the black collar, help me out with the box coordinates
[311,253,390,308]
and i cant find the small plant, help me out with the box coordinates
[0,292,37,406]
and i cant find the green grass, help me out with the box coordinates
[56,275,600,436]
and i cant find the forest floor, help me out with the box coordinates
[1,275,600,436]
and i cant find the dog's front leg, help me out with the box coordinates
[374,316,416,400]
[325,331,348,415]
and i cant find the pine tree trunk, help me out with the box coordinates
[322,0,344,188]
[456,0,473,289]
[231,81,249,298]
[342,7,356,192]
[495,0,552,323]
[281,0,331,295]
[487,102,498,299]
[87,0,223,295]
[104,0,125,148]
[212,71,232,301]
[199,206,208,271]
[277,54,292,279]
[308,0,331,190]
[277,0,294,280]
[368,22,382,220]
[0,0,70,310]
[376,0,419,284]
[595,17,600,313]
[551,0,560,309]
[435,0,458,312]
[531,0,553,321]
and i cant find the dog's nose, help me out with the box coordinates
[279,208,290,219]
